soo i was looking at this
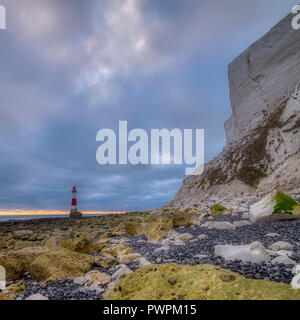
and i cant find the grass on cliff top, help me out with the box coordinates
[106,264,300,300]
[274,192,298,214]
[210,204,228,214]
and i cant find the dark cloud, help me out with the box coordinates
[0,0,296,210]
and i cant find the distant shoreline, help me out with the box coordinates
[0,213,127,224]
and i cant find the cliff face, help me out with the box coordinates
[169,13,300,210]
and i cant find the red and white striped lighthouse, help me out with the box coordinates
[69,186,82,219]
[71,186,77,211]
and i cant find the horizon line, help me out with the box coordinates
[0,210,126,216]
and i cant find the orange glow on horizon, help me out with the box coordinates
[0,210,126,216]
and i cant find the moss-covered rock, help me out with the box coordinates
[0,255,26,280]
[250,190,300,222]
[125,216,172,241]
[60,236,100,254]
[30,248,95,282]
[273,192,298,214]
[124,222,142,236]
[210,204,229,215]
[106,264,300,300]
[171,211,192,228]
[0,293,12,300]
[46,236,65,249]
[96,254,117,268]
[2,281,27,299]
[101,245,136,262]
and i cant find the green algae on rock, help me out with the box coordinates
[250,190,300,223]
[273,192,298,214]
[210,204,229,215]
[106,264,300,300]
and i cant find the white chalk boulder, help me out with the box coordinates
[214,241,271,263]
[249,190,300,223]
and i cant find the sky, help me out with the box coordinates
[0,0,298,212]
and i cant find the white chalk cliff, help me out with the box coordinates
[169,13,300,210]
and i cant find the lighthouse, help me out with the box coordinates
[69,186,82,219]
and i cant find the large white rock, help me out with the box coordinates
[268,241,294,252]
[214,241,271,263]
[271,256,296,265]
[25,294,49,300]
[111,266,132,282]
[202,221,234,230]
[232,220,252,228]
[249,191,276,222]
[135,257,151,268]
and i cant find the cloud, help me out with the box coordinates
[0,0,296,210]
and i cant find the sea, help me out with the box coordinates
[0,214,105,222]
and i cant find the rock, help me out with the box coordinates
[249,191,300,223]
[96,254,117,268]
[0,256,25,280]
[2,281,27,299]
[0,294,12,300]
[167,230,180,240]
[13,230,33,236]
[195,254,208,259]
[265,233,280,237]
[267,250,294,258]
[0,246,49,280]
[242,212,249,219]
[178,233,193,241]
[161,239,172,245]
[210,204,229,215]
[111,266,132,282]
[268,241,294,252]
[171,211,192,227]
[25,294,49,300]
[214,241,271,263]
[105,263,300,300]
[135,257,151,268]
[69,210,82,219]
[60,236,100,254]
[172,239,185,246]
[198,234,208,239]
[73,276,87,286]
[45,236,64,249]
[85,270,111,286]
[142,216,173,241]
[30,248,95,282]
[101,245,136,260]
[232,220,252,228]
[119,253,141,264]
[271,256,296,265]
[154,246,170,252]
[124,222,141,236]
[103,282,117,299]
[202,221,234,230]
